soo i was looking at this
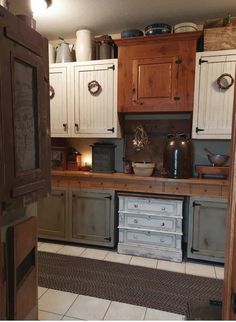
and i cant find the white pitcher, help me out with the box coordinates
[75,29,92,61]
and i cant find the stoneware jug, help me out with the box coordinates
[163,133,193,179]
[56,42,74,63]
[75,29,92,61]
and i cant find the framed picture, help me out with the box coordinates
[51,146,67,170]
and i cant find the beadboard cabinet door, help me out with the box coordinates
[37,188,68,240]
[49,64,71,137]
[187,197,227,263]
[72,60,120,138]
[192,50,236,139]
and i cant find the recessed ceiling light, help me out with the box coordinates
[31,0,52,14]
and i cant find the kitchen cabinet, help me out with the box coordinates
[70,189,116,247]
[49,59,120,138]
[187,197,227,263]
[49,65,71,137]
[38,188,68,240]
[0,7,51,215]
[115,32,201,113]
[38,188,117,248]
[118,193,184,262]
[192,50,236,139]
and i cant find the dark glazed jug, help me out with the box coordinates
[163,134,193,179]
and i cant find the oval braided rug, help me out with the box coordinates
[38,251,223,316]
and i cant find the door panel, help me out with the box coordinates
[0,26,50,209]
[49,66,69,137]
[132,57,179,108]
[70,190,113,245]
[38,188,67,239]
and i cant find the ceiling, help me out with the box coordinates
[9,0,236,40]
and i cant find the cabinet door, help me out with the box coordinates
[188,198,227,262]
[38,188,67,239]
[132,56,179,109]
[0,25,50,211]
[72,61,118,137]
[192,51,236,139]
[49,65,70,137]
[70,190,115,246]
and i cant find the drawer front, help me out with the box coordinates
[119,196,183,217]
[119,228,182,249]
[119,212,182,233]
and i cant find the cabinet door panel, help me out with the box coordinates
[73,63,116,136]
[50,66,69,137]
[132,57,178,108]
[193,52,236,139]
[188,198,227,262]
[38,189,67,239]
[71,190,112,245]
[0,27,50,208]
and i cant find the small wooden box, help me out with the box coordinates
[204,26,236,51]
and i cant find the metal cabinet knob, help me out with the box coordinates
[161,207,166,211]
[134,219,138,224]
[134,204,138,208]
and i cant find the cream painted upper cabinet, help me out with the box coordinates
[192,50,236,139]
[71,59,120,138]
[49,59,120,138]
[49,64,71,137]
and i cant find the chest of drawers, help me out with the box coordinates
[117,194,184,262]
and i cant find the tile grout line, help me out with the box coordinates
[62,293,80,318]
[143,307,148,321]
[102,300,113,320]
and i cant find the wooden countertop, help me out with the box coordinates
[52,170,229,186]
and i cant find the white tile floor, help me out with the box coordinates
[38,241,224,320]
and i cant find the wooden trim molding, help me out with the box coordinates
[51,171,229,198]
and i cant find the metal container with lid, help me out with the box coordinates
[91,142,116,173]
[163,133,193,179]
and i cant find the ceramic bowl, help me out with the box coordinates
[121,29,144,38]
[132,162,155,177]
[144,23,172,36]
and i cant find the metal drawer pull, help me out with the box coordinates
[63,123,67,131]
[134,219,138,223]
[134,204,138,208]
[160,239,165,243]
[161,207,166,211]
[161,222,165,226]
[75,123,79,131]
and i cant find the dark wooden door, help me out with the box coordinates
[0,18,50,213]
[132,56,179,109]
[222,69,236,319]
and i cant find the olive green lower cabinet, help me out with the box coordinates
[38,188,116,247]
[187,197,227,263]
[38,188,68,240]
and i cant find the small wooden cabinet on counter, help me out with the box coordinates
[192,49,236,139]
[115,32,201,113]
[187,197,227,263]
[38,188,117,248]
[49,59,120,138]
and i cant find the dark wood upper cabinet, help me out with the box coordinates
[115,32,201,113]
[0,6,51,214]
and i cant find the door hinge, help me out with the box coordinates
[193,201,201,207]
[108,65,115,70]
[195,127,205,133]
[104,195,112,200]
[104,237,112,241]
[174,96,180,101]
[199,58,208,65]
[232,292,236,313]
[107,127,114,133]
[191,247,199,253]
